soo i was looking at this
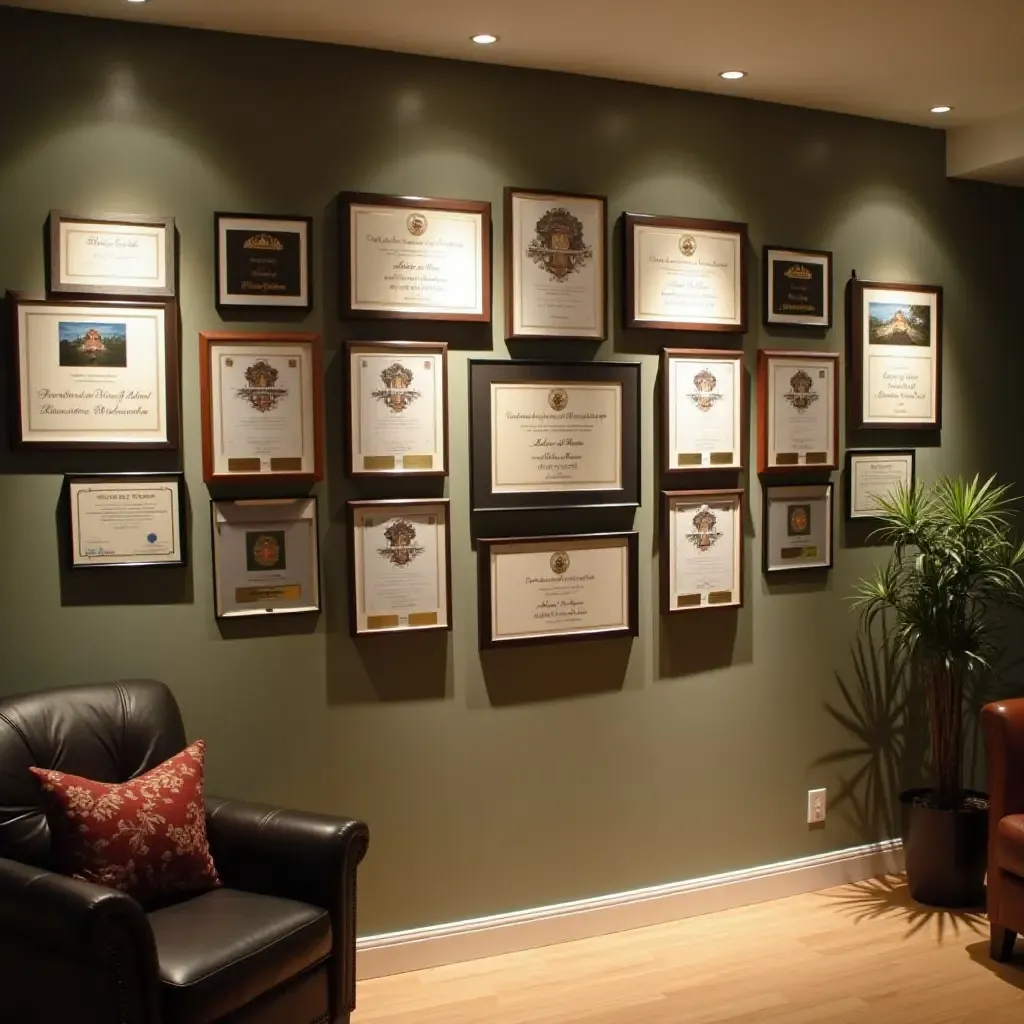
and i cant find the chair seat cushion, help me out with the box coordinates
[996,815,1024,878]
[148,887,332,1024]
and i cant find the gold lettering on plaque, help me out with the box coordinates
[805,452,828,464]
[228,458,262,472]
[776,453,799,465]
[270,457,303,472]
[366,615,400,630]
[708,591,734,604]
[710,452,734,465]
[402,455,434,470]
[677,594,702,608]
[408,612,439,626]
[780,546,819,561]
[363,456,396,470]
[678,453,702,467]
[235,584,301,603]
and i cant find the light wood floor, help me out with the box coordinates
[354,876,1024,1023]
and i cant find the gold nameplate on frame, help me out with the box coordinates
[366,614,400,630]
[780,546,819,560]
[363,456,396,471]
[402,455,434,470]
[709,452,735,465]
[408,612,439,626]
[228,458,262,472]
[270,457,303,472]
[776,453,799,465]
[805,452,828,464]
[677,594,702,608]
[678,453,702,467]
[708,591,734,604]
[235,584,302,603]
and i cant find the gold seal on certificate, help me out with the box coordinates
[846,449,915,520]
[763,483,833,573]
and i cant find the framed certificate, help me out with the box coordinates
[210,497,320,618]
[348,499,451,636]
[763,246,832,328]
[48,210,175,299]
[469,360,641,511]
[8,293,179,450]
[846,449,915,520]
[623,213,748,332]
[345,341,447,477]
[66,473,187,569]
[849,279,942,430]
[215,213,312,311]
[199,332,323,485]
[504,188,606,340]
[663,349,744,472]
[478,532,639,648]
[757,350,838,473]
[340,191,491,322]
[763,483,833,573]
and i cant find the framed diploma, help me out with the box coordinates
[757,349,838,473]
[8,293,179,450]
[663,490,743,612]
[48,210,175,299]
[199,331,324,485]
[340,191,491,322]
[763,482,833,573]
[469,360,641,511]
[66,473,187,569]
[663,349,744,472]
[478,532,639,649]
[215,213,312,311]
[345,341,447,477]
[623,213,748,332]
[846,449,915,520]
[849,279,942,430]
[348,499,451,636]
[763,246,832,328]
[504,188,606,340]
[210,497,320,618]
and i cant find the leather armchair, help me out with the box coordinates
[0,680,369,1024]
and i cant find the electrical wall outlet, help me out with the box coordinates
[807,788,827,824]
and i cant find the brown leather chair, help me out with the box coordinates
[0,680,369,1024]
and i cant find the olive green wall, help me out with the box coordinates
[2,6,1024,936]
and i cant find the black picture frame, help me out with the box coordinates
[763,246,833,328]
[845,448,916,521]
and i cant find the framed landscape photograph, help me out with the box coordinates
[846,448,916,520]
[762,482,833,573]
[763,246,832,328]
[215,213,312,311]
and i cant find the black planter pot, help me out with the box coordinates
[899,788,988,908]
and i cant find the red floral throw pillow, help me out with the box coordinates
[29,739,220,906]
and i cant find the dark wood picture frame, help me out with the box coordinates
[845,448,916,521]
[762,481,834,574]
[762,245,833,328]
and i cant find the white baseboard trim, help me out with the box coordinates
[356,838,903,980]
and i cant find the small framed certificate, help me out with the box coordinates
[66,473,187,569]
[505,188,606,340]
[478,532,639,648]
[210,497,320,618]
[763,483,833,573]
[757,350,838,473]
[345,341,447,477]
[763,246,832,327]
[348,499,451,636]
[623,213,748,332]
[199,331,324,485]
[48,210,176,298]
[215,213,312,311]
[663,490,743,612]
[846,449,915,520]
[663,349,744,472]
[340,191,491,322]
[469,360,641,511]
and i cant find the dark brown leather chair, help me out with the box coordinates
[0,680,369,1024]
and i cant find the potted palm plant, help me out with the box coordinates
[852,474,1024,907]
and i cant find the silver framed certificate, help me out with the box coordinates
[345,341,448,477]
[348,499,451,636]
[478,532,639,648]
[210,498,320,618]
[66,473,187,569]
[763,483,833,573]
[846,449,915,520]
[663,349,744,472]
[757,349,838,473]
[663,490,743,612]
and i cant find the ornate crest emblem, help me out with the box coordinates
[788,504,811,536]
[236,359,288,413]
[550,551,570,575]
[526,207,593,282]
[243,233,284,251]
[679,235,697,257]
[784,263,813,280]
[378,518,425,567]
[372,362,421,413]
[548,388,569,412]
[406,213,428,237]
[687,505,722,552]
[252,534,281,569]
[784,369,818,412]
[688,368,721,411]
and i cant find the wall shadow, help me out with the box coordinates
[328,631,451,704]
[216,612,320,640]
[658,607,744,679]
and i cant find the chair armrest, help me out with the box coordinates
[983,698,1024,823]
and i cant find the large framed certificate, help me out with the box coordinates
[340,191,491,322]
[763,482,833,573]
[345,341,447,477]
[66,473,187,569]
[663,490,743,612]
[199,331,323,485]
[662,349,744,472]
[348,499,451,636]
[624,213,748,332]
[757,350,838,473]
[849,279,942,429]
[504,188,606,340]
[8,293,179,450]
[469,360,641,511]
[215,213,312,311]
[478,532,639,648]
[846,449,915,520]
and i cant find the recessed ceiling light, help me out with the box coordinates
[471,33,498,45]
[124,0,150,4]
[930,105,952,114]
[719,70,746,80]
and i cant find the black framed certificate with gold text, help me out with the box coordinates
[215,213,312,311]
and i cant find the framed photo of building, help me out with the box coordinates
[846,448,915,520]
[215,213,313,311]
[763,482,833,573]
[763,246,832,328]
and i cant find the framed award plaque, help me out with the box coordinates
[663,349,744,472]
[846,449,915,520]
[199,331,324,485]
[763,482,833,573]
[763,246,832,328]
[504,188,607,341]
[348,499,452,636]
[477,532,639,649]
[623,213,748,332]
[215,213,313,311]
[663,490,743,612]
[339,191,491,322]
[345,341,448,477]
[469,359,641,512]
[757,350,839,474]
[849,279,942,430]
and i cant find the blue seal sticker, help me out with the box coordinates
[147,533,158,544]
